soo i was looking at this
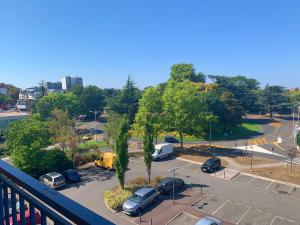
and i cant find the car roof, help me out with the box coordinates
[206,158,219,162]
[160,177,182,184]
[195,216,221,225]
[46,172,63,178]
[155,143,172,148]
[135,187,155,196]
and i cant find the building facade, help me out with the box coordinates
[0,83,8,95]
[61,76,83,90]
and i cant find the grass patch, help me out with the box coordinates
[104,176,163,211]
[78,140,107,150]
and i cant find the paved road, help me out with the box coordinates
[60,156,300,225]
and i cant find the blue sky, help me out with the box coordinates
[0,0,299,89]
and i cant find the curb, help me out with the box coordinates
[103,197,120,214]
[240,171,300,189]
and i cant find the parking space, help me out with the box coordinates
[213,201,249,224]
[268,183,291,195]
[271,217,296,225]
[288,187,300,198]
[238,209,273,225]
[167,212,199,225]
[192,195,226,214]
[248,177,272,189]
[231,174,253,184]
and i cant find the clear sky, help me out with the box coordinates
[0,0,299,89]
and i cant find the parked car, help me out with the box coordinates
[122,187,157,216]
[157,177,185,195]
[195,216,222,225]
[95,152,116,170]
[39,172,66,189]
[165,136,180,143]
[62,169,80,183]
[152,143,173,160]
[201,158,221,173]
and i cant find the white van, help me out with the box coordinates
[152,143,173,160]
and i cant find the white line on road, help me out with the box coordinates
[288,186,294,195]
[237,207,251,224]
[247,177,255,185]
[212,200,230,215]
[265,181,273,190]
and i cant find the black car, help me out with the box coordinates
[165,136,180,143]
[62,169,80,183]
[201,158,221,173]
[157,177,185,195]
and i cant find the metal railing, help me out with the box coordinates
[0,160,114,225]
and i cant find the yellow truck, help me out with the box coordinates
[95,152,116,170]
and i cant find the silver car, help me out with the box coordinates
[122,187,157,216]
[195,216,222,225]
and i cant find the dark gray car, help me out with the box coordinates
[122,187,157,216]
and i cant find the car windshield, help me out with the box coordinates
[204,160,215,165]
[54,176,64,183]
[129,194,143,203]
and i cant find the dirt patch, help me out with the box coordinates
[243,165,300,185]
[231,156,279,166]
[174,145,229,167]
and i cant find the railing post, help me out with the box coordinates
[0,180,4,223]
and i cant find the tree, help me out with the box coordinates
[110,77,141,123]
[134,86,164,144]
[7,85,20,102]
[170,63,206,83]
[114,116,129,189]
[163,80,213,147]
[261,85,288,117]
[143,120,155,183]
[70,85,105,119]
[104,112,123,146]
[5,115,50,153]
[35,92,80,120]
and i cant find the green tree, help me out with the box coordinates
[104,112,123,146]
[143,120,155,183]
[163,80,213,147]
[36,92,80,120]
[114,116,129,189]
[110,77,141,123]
[7,85,20,102]
[134,86,164,144]
[170,63,206,83]
[5,115,50,152]
[261,85,288,117]
[0,94,13,106]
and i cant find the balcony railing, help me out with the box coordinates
[0,160,114,225]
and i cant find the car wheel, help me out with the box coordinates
[136,208,141,216]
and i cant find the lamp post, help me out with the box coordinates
[168,167,179,204]
[89,110,99,141]
[250,146,254,170]
[209,120,212,151]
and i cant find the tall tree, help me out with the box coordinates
[114,116,129,189]
[134,86,164,144]
[110,77,141,123]
[143,120,155,183]
[170,63,206,83]
[261,85,288,117]
[36,92,80,120]
[7,85,20,102]
[163,80,213,147]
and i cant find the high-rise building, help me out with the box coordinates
[43,81,62,90]
[61,76,83,90]
[0,83,8,95]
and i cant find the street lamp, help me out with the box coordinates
[250,146,254,170]
[168,167,179,204]
[89,110,99,141]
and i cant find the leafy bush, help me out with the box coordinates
[43,149,73,173]
[74,151,100,166]
[104,176,163,211]
[79,141,107,150]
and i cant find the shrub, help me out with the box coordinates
[74,151,100,166]
[104,176,164,211]
[42,149,73,173]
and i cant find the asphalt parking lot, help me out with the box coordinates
[60,156,300,225]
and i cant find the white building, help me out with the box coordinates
[61,76,83,90]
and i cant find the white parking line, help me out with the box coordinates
[247,177,256,184]
[265,181,273,190]
[288,186,294,195]
[237,207,251,224]
[270,216,296,225]
[212,200,230,215]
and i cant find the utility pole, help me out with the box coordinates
[209,120,212,152]
[168,167,179,204]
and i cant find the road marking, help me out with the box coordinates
[270,216,296,225]
[265,181,273,191]
[212,200,229,215]
[237,206,251,224]
[288,186,294,195]
[247,177,256,184]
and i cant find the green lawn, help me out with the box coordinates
[132,122,262,142]
[78,140,107,150]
